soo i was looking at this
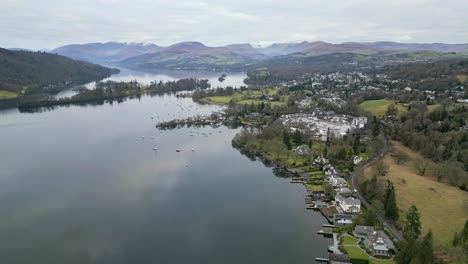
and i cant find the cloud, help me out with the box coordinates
[0,0,467,49]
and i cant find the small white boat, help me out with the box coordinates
[191,149,195,151]
[153,147,158,150]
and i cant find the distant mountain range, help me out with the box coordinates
[49,41,468,70]
[51,42,163,63]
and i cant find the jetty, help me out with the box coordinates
[319,206,339,224]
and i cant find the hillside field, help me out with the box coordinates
[363,141,468,245]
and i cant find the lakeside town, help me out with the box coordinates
[153,62,468,264]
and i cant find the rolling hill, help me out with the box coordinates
[50,40,468,71]
[0,48,119,96]
[51,42,163,63]
[119,42,265,71]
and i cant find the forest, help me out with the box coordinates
[0,48,119,95]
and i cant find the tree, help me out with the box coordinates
[387,103,399,116]
[362,208,378,226]
[412,231,434,264]
[415,159,430,176]
[404,205,422,241]
[393,150,409,164]
[282,130,292,150]
[384,180,399,221]
[375,160,389,176]
[395,239,417,264]
[352,134,361,154]
[293,129,303,146]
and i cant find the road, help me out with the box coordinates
[350,139,404,241]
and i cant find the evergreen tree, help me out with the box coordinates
[412,231,434,264]
[395,239,417,264]
[404,205,422,240]
[384,180,399,221]
[293,129,303,146]
[352,134,361,153]
[282,130,292,150]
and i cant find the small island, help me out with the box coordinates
[218,73,227,82]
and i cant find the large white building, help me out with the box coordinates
[335,193,361,213]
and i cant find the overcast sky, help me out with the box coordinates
[1,0,467,50]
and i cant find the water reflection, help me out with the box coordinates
[0,93,330,264]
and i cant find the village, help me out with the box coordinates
[286,154,396,264]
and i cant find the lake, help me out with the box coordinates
[0,74,330,263]
[55,68,248,98]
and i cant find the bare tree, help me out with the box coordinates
[415,158,430,176]
[375,160,389,176]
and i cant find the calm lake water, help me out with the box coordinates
[55,68,248,98]
[0,78,330,263]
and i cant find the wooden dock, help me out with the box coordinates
[319,206,339,224]
[315,257,328,262]
[317,229,333,236]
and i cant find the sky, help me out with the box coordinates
[1,0,468,50]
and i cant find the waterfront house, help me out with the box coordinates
[335,193,361,213]
[309,190,327,200]
[333,214,353,227]
[336,188,353,197]
[365,230,395,257]
[353,225,375,238]
[330,177,348,188]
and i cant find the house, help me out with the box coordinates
[335,193,361,213]
[336,188,353,197]
[309,190,327,200]
[366,231,395,257]
[334,214,353,227]
[354,225,375,238]
[314,201,327,208]
[330,177,348,188]
[353,156,363,165]
[295,144,311,155]
[328,253,351,264]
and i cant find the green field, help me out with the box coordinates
[203,88,287,107]
[359,99,440,116]
[0,90,18,99]
[364,141,468,245]
[358,99,407,116]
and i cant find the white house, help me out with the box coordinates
[335,193,361,213]
[330,177,348,188]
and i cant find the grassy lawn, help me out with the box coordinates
[0,90,18,99]
[305,183,324,191]
[341,236,396,264]
[370,259,396,264]
[341,235,359,245]
[358,99,407,116]
[364,141,468,245]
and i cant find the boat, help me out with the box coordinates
[191,149,195,151]
[153,147,158,150]
[176,149,181,152]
